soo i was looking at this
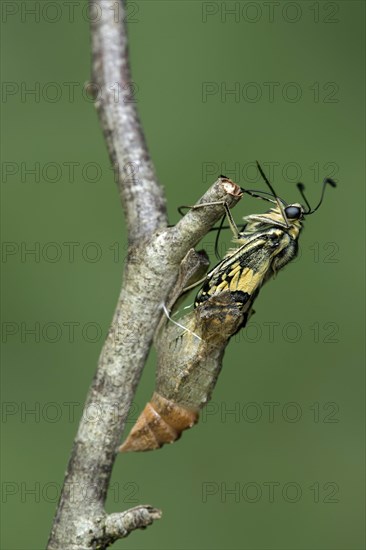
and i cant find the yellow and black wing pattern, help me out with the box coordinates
[195,214,301,313]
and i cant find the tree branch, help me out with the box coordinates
[96,506,163,547]
[90,0,167,243]
[47,1,243,548]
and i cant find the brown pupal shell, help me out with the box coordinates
[119,392,199,453]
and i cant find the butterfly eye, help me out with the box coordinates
[284,205,302,220]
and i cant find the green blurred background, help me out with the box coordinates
[1,1,365,549]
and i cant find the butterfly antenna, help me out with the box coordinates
[296,183,312,214]
[256,160,289,227]
[299,178,337,216]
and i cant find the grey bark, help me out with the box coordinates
[47,1,242,548]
